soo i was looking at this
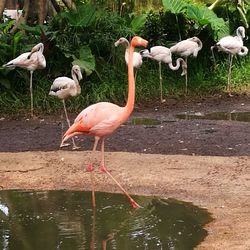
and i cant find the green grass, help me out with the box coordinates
[1,55,250,116]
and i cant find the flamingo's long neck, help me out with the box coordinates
[168,57,181,71]
[236,28,244,40]
[124,40,130,62]
[197,39,203,50]
[123,42,135,121]
[72,70,79,85]
[72,71,81,95]
[40,44,44,54]
[124,39,130,49]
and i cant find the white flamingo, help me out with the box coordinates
[140,46,187,103]
[3,43,46,117]
[170,37,203,94]
[114,37,143,79]
[49,65,83,150]
[211,26,248,95]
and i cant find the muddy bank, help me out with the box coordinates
[0,151,250,249]
[1,96,250,249]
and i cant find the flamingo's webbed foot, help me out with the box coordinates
[72,145,81,150]
[87,163,94,172]
[129,197,141,209]
[60,142,71,148]
[100,165,108,173]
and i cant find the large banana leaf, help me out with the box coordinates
[162,0,187,14]
[186,5,229,39]
[73,46,95,76]
[130,14,147,32]
[214,21,229,40]
[62,4,96,27]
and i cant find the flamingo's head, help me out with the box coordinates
[27,43,44,59]
[72,65,83,81]
[188,36,199,42]
[237,26,245,39]
[114,37,129,47]
[131,36,148,49]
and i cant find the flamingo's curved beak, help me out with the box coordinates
[131,36,148,48]
[114,40,120,47]
[140,38,148,48]
[61,121,85,144]
[27,47,37,59]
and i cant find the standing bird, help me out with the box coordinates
[114,37,143,79]
[3,43,46,117]
[170,37,203,94]
[211,26,248,95]
[61,36,148,209]
[140,46,187,103]
[49,65,83,150]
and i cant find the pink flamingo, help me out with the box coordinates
[61,36,148,208]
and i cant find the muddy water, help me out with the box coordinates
[0,190,212,250]
[130,117,161,125]
[176,111,250,122]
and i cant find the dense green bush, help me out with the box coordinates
[0,0,249,115]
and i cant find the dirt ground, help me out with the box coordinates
[0,95,250,250]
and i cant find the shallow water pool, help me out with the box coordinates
[0,190,212,250]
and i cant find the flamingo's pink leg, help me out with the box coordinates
[99,138,140,209]
[87,137,100,208]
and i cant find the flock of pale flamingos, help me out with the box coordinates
[2,26,248,208]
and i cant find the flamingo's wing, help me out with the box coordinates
[218,36,243,50]
[170,41,198,57]
[150,46,169,56]
[3,52,30,69]
[133,52,143,68]
[170,41,186,54]
[36,53,46,69]
[49,77,74,99]
[141,46,171,64]
[51,77,73,89]
[89,116,122,136]
[28,52,46,70]
[153,46,172,62]
[75,102,123,134]
[3,51,45,71]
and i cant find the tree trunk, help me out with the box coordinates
[23,0,31,22]
[62,0,76,10]
[47,0,57,17]
[5,0,17,9]
[0,0,7,19]
[10,0,30,33]
[38,0,48,24]
[50,0,61,13]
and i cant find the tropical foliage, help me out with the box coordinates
[0,0,249,114]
